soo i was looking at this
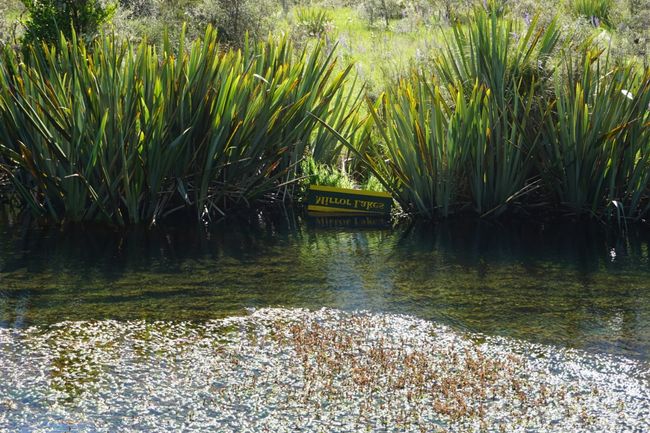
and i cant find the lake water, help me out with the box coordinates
[1,212,648,361]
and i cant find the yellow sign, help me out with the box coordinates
[307,185,392,216]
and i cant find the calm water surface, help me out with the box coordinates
[1,212,649,360]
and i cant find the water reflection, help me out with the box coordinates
[0,212,649,359]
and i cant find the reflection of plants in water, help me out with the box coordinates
[0,218,649,358]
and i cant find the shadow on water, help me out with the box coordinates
[0,210,649,359]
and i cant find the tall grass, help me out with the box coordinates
[0,27,356,225]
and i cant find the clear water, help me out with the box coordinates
[1,212,649,360]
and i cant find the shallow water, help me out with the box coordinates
[1,308,649,433]
[0,213,649,360]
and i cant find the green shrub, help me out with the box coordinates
[361,174,385,192]
[192,0,277,45]
[362,0,405,27]
[301,157,356,190]
[117,0,154,17]
[20,0,116,45]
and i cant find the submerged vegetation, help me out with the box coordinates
[1,308,648,432]
[0,1,648,226]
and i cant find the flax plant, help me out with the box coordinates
[366,77,488,218]
[434,11,560,215]
[0,27,356,225]
[315,12,563,219]
[309,77,372,172]
[542,50,650,220]
[616,72,650,220]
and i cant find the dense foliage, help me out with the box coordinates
[20,0,116,44]
[318,11,650,221]
[0,29,360,225]
[0,1,649,225]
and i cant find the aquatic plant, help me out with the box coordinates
[1,308,647,432]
